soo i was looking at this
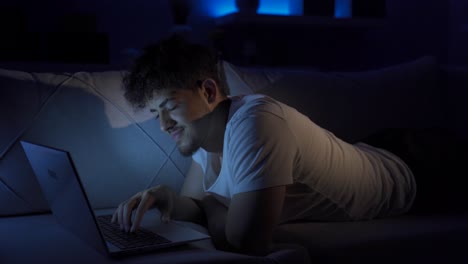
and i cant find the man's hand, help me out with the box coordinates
[111,185,176,232]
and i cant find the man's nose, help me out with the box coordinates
[159,111,175,132]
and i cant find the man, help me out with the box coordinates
[112,35,417,256]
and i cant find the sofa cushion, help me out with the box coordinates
[0,69,59,159]
[0,69,192,216]
[224,56,444,143]
[0,69,67,215]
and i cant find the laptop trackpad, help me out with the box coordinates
[94,208,210,244]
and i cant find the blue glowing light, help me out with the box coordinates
[209,1,237,17]
[207,0,301,17]
[258,0,290,16]
[335,0,352,18]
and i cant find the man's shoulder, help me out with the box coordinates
[226,94,293,143]
[230,94,285,121]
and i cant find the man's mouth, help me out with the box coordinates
[170,128,184,141]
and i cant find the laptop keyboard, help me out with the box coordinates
[97,215,171,249]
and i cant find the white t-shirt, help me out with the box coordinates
[192,94,416,223]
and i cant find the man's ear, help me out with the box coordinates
[201,79,218,103]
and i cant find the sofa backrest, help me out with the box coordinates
[224,56,445,143]
[441,65,468,141]
[0,56,446,216]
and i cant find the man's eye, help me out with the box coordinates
[149,110,159,119]
[168,105,177,111]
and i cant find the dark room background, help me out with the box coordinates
[0,0,466,71]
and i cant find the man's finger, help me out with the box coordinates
[161,213,171,223]
[123,199,137,232]
[159,192,174,223]
[131,192,154,232]
[117,203,125,230]
[111,209,118,223]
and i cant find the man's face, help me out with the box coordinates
[148,88,211,156]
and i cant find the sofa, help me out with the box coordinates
[1,56,468,264]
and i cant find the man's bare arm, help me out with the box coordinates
[171,160,206,225]
[201,185,286,256]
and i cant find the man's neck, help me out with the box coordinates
[200,98,231,154]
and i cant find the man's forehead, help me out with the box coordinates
[154,89,177,98]
[151,90,178,103]
[147,89,176,109]
[153,88,198,100]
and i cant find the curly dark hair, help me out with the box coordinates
[122,35,229,111]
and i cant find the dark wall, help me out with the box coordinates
[0,1,179,66]
[0,0,465,70]
[0,0,217,68]
[362,0,449,67]
[448,0,468,65]
[210,0,451,70]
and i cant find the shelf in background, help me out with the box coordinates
[215,13,386,28]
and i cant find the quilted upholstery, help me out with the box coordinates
[1,69,190,215]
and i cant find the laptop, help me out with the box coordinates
[20,140,210,257]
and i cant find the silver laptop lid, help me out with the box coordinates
[21,141,109,255]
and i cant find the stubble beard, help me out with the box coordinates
[177,129,201,157]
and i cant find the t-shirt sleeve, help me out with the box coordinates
[226,111,296,195]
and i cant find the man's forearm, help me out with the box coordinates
[171,195,206,226]
[199,190,283,256]
[199,195,234,252]
[175,194,233,251]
